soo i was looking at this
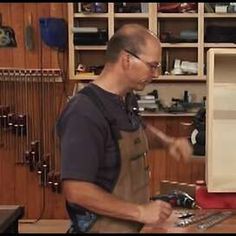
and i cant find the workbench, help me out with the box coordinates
[141,209,236,233]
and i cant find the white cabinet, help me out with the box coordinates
[206,48,236,192]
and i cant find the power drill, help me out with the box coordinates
[150,190,197,209]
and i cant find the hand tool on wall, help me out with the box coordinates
[0,74,6,149]
[28,140,40,172]
[0,71,3,147]
[23,70,30,162]
[52,171,61,193]
[14,116,26,163]
[36,154,50,186]
[0,105,10,147]
[23,71,32,165]
[46,71,62,194]
[42,156,50,187]
[24,13,34,51]
[0,13,17,47]
[14,70,21,164]
[47,170,55,190]
[4,70,11,149]
[37,70,52,186]
[17,71,26,164]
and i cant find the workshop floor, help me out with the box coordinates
[19,219,70,234]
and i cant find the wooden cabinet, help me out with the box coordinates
[68,3,236,82]
[206,48,236,192]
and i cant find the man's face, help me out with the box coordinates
[125,38,161,91]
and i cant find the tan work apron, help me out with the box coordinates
[89,126,150,233]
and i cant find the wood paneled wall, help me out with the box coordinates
[0,3,68,69]
[0,3,71,219]
[0,3,205,220]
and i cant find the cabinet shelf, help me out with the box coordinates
[157,13,198,18]
[156,75,206,82]
[73,74,98,81]
[204,13,236,18]
[72,75,207,82]
[74,13,109,18]
[114,13,149,18]
[161,43,198,48]
[204,43,236,48]
[74,46,107,50]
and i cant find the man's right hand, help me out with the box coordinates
[138,200,172,224]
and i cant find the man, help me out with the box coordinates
[57,24,192,233]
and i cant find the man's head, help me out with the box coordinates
[105,24,161,91]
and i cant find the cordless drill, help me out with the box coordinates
[150,190,197,209]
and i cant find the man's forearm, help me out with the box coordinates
[63,180,142,222]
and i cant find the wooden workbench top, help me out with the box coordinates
[141,209,236,233]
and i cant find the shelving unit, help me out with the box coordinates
[68,3,236,82]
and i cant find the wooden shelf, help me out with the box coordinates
[72,75,207,82]
[74,45,107,50]
[204,13,236,18]
[161,43,198,48]
[74,13,109,18]
[73,74,97,80]
[204,43,236,48]
[155,75,206,82]
[114,13,149,18]
[157,13,198,18]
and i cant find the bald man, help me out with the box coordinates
[57,24,192,233]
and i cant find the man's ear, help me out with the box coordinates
[121,51,130,70]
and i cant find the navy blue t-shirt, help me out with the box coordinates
[56,83,141,192]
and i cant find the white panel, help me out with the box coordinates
[213,85,236,111]
[210,175,236,192]
[212,120,236,175]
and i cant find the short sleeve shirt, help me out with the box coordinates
[56,83,141,192]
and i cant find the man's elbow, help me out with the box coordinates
[62,180,81,203]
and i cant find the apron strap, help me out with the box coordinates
[79,85,121,141]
